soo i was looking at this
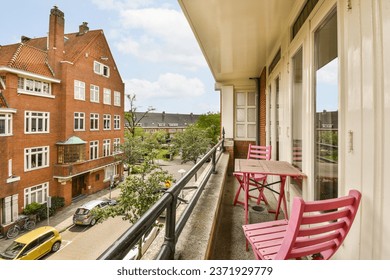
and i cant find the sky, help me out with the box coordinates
[0,0,220,114]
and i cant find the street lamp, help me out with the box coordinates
[109,175,114,199]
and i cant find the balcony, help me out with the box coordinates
[98,139,281,260]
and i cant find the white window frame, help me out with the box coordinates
[0,113,13,136]
[24,182,48,207]
[114,115,121,130]
[74,112,85,131]
[235,91,256,140]
[103,139,111,157]
[25,111,50,134]
[90,84,100,103]
[94,61,110,78]
[74,80,86,101]
[103,88,111,105]
[90,140,99,160]
[113,138,121,154]
[114,91,121,106]
[104,165,117,181]
[103,114,111,130]
[17,77,52,96]
[24,146,49,171]
[2,194,18,224]
[90,113,99,131]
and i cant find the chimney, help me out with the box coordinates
[21,36,31,43]
[78,22,89,35]
[48,6,65,76]
[162,111,165,122]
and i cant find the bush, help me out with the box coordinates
[23,202,43,216]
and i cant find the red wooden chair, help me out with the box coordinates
[233,145,272,207]
[242,189,361,260]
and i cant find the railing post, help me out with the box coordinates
[157,195,177,259]
[222,127,225,152]
[212,148,217,174]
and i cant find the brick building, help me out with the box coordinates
[0,6,124,233]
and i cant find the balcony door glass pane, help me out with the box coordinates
[292,48,303,170]
[314,10,338,200]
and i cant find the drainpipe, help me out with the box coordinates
[250,77,261,145]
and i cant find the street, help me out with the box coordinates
[45,216,131,260]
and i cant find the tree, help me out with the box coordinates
[93,157,173,259]
[195,112,221,145]
[170,125,211,180]
[125,94,155,137]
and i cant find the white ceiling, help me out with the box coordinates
[179,0,296,84]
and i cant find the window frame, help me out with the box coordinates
[0,113,13,136]
[90,113,99,131]
[114,91,121,106]
[94,61,110,78]
[103,139,111,157]
[24,182,48,207]
[103,88,111,105]
[74,80,86,101]
[90,84,100,103]
[113,115,121,130]
[90,140,99,160]
[103,114,111,130]
[74,112,86,131]
[24,111,50,134]
[235,91,257,140]
[24,146,49,171]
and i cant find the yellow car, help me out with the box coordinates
[0,226,62,260]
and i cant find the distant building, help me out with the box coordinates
[0,6,124,233]
[132,111,200,136]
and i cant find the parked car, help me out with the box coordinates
[0,226,62,260]
[72,199,116,226]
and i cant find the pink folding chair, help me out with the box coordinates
[242,189,361,260]
[233,145,272,207]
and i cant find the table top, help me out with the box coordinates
[234,159,306,178]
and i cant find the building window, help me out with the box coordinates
[90,140,99,160]
[90,113,99,130]
[24,182,48,207]
[25,111,49,134]
[17,77,51,96]
[113,138,120,154]
[235,91,256,139]
[25,146,49,171]
[74,112,85,131]
[74,80,86,100]
[114,115,120,130]
[90,85,100,103]
[94,61,110,77]
[1,195,18,224]
[57,143,86,164]
[114,91,121,106]
[105,165,117,181]
[0,113,12,136]
[103,88,111,105]
[103,139,111,157]
[103,114,111,130]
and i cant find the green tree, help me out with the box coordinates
[93,158,173,259]
[195,112,221,145]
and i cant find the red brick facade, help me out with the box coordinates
[0,7,124,232]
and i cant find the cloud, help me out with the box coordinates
[125,73,205,101]
[317,58,338,85]
[92,0,206,69]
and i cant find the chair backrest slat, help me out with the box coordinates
[301,208,351,225]
[247,144,272,160]
[274,189,361,260]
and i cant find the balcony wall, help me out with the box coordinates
[53,156,120,178]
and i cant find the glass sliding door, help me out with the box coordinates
[314,10,338,200]
[292,48,303,171]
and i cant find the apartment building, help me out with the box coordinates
[0,6,124,234]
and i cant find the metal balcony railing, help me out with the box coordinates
[98,134,225,260]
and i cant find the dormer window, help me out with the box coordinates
[94,61,110,78]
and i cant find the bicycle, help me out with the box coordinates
[6,215,36,239]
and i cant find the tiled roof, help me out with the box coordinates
[0,30,102,78]
[134,112,200,127]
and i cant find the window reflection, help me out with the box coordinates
[314,10,338,200]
